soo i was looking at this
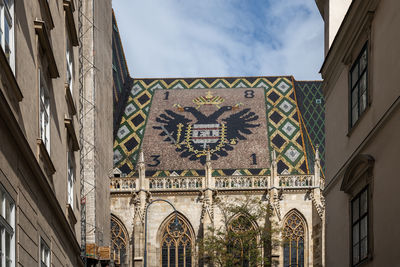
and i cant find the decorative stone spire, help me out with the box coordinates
[138,150,147,191]
[314,145,321,188]
[205,149,213,189]
[271,150,278,187]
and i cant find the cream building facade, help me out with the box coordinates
[316,0,400,266]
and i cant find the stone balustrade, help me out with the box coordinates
[110,177,136,193]
[148,177,203,190]
[215,176,269,189]
[110,174,316,193]
[278,174,314,188]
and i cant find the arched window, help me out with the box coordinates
[161,214,194,267]
[228,214,258,267]
[111,215,129,266]
[283,211,306,267]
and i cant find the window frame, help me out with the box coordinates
[40,238,50,267]
[65,36,73,95]
[351,186,369,266]
[39,69,51,153]
[67,150,74,209]
[349,42,369,129]
[0,184,15,267]
[0,0,14,70]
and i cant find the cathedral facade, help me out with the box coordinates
[110,74,325,266]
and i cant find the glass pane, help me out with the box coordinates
[352,106,359,125]
[351,63,359,88]
[185,245,191,267]
[5,197,11,226]
[352,224,359,245]
[170,244,175,267]
[353,244,359,265]
[360,217,367,239]
[291,240,297,266]
[360,91,367,113]
[298,238,304,267]
[352,198,359,222]
[360,237,368,260]
[359,72,367,93]
[360,190,367,215]
[360,48,367,72]
[0,190,4,218]
[284,242,290,267]
[162,244,168,267]
[351,88,358,108]
[5,232,11,267]
[0,228,3,267]
[4,18,10,62]
[178,244,184,267]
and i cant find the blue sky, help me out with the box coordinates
[113,0,324,80]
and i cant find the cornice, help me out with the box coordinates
[320,0,379,98]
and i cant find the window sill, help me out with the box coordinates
[64,118,79,151]
[37,138,56,176]
[0,47,23,101]
[66,203,77,226]
[65,83,76,116]
[63,0,79,46]
[34,20,59,78]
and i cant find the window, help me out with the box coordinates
[351,187,368,266]
[161,215,193,267]
[66,37,73,95]
[111,215,128,265]
[0,0,14,67]
[283,211,305,267]
[40,239,50,267]
[0,185,15,267]
[67,151,74,208]
[350,43,368,127]
[39,70,50,152]
[227,215,258,267]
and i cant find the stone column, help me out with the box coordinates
[201,151,214,267]
[269,150,281,266]
[133,151,147,267]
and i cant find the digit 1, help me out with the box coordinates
[164,91,169,100]
[251,153,257,165]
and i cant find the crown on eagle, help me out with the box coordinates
[192,91,224,109]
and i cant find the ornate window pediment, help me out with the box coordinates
[341,154,374,193]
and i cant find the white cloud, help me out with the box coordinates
[113,0,324,80]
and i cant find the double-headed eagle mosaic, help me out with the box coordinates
[153,91,260,164]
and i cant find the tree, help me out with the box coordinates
[199,196,278,266]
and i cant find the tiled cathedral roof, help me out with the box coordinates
[113,76,324,177]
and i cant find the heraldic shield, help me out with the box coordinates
[152,90,261,165]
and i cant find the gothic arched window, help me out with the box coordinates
[161,215,194,267]
[228,214,258,267]
[283,211,306,267]
[111,215,129,266]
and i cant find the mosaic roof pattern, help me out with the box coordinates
[113,77,324,177]
[294,81,325,174]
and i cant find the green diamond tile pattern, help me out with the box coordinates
[113,76,317,177]
[294,81,325,174]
